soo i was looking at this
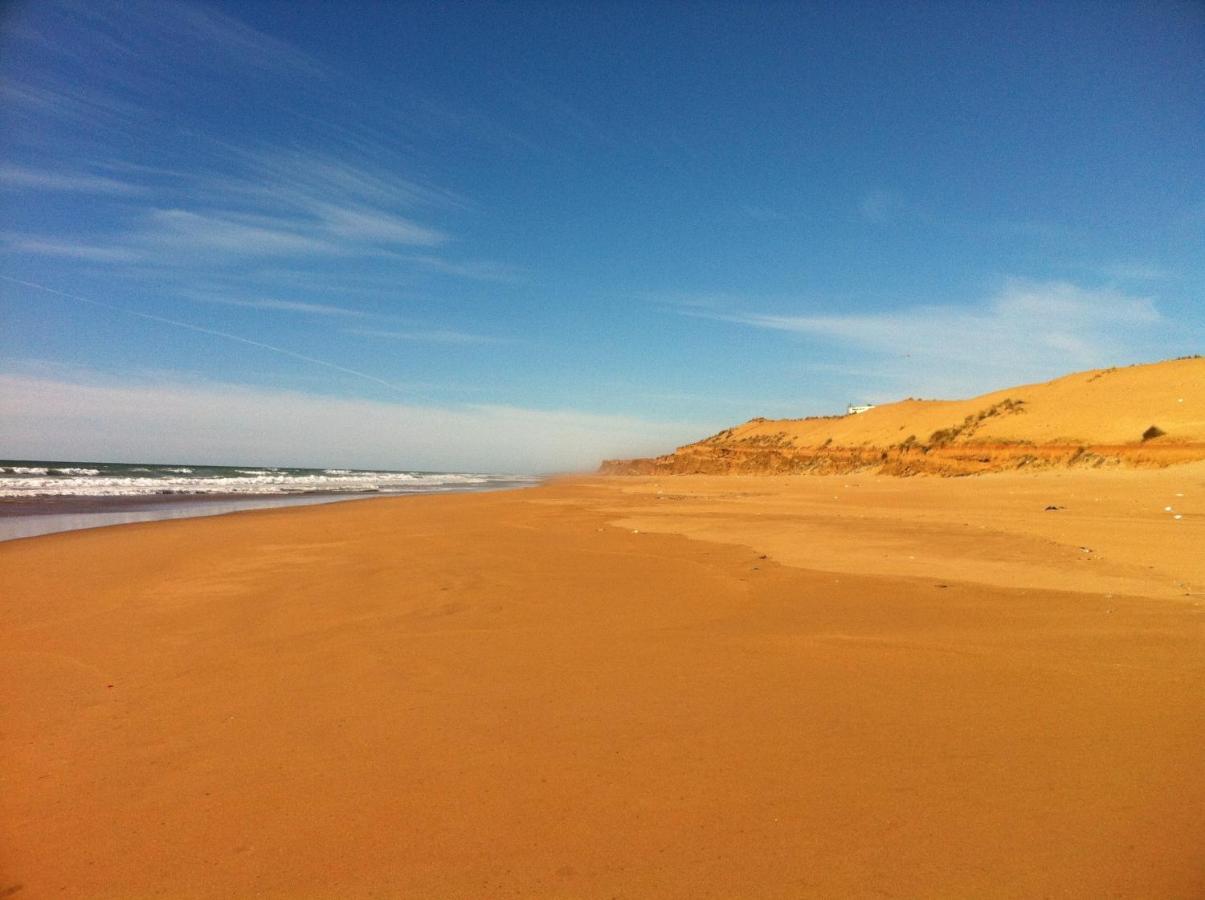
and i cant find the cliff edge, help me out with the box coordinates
[601,357,1205,476]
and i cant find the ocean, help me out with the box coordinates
[0,459,541,542]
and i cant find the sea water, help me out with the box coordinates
[0,459,541,542]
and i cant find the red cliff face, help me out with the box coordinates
[600,441,1205,477]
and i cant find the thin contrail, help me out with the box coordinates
[0,274,408,393]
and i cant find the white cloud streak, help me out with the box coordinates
[2,7,513,290]
[346,328,502,345]
[27,0,326,82]
[0,79,144,128]
[218,150,468,212]
[4,238,142,262]
[312,204,446,246]
[9,180,451,264]
[1,276,407,393]
[141,209,340,256]
[406,255,523,283]
[182,294,371,318]
[0,164,141,194]
[1,3,521,366]
[159,2,328,78]
[686,280,1169,396]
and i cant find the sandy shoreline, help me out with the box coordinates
[0,492,381,544]
[0,480,542,544]
[3,471,1203,897]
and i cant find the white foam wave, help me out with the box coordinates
[2,465,100,475]
[0,471,535,498]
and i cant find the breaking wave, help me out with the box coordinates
[0,460,539,498]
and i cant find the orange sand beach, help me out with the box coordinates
[3,468,1203,897]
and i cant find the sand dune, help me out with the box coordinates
[603,357,1205,475]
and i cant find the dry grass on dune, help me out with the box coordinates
[727,356,1204,448]
[604,357,1205,476]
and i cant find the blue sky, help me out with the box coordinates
[1,0,1202,471]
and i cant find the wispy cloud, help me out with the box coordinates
[218,150,468,212]
[2,275,411,393]
[1,1,520,368]
[9,195,449,266]
[5,156,477,273]
[2,2,324,150]
[181,293,371,318]
[313,204,446,246]
[0,79,144,129]
[159,2,328,78]
[142,209,339,256]
[1,3,520,285]
[4,237,142,262]
[346,327,502,345]
[406,255,523,283]
[132,199,447,259]
[17,0,326,82]
[683,279,1171,396]
[5,145,466,267]
[228,268,423,296]
[0,164,142,194]
[1045,259,1174,284]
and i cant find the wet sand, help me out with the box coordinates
[2,471,1203,897]
[0,492,371,543]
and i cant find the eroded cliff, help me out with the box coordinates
[602,357,1205,476]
